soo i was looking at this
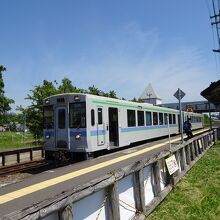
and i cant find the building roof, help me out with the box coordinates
[200,80,220,105]
[139,83,162,100]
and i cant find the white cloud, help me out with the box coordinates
[54,22,212,103]
[6,22,214,110]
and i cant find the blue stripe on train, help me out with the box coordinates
[90,130,106,136]
[121,124,177,132]
[70,130,87,137]
[45,125,177,138]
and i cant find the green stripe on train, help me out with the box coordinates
[92,100,178,113]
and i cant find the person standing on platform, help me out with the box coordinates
[183,118,193,139]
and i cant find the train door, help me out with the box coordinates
[97,107,105,146]
[55,107,68,148]
[108,107,119,147]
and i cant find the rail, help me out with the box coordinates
[0,160,48,177]
[2,128,218,220]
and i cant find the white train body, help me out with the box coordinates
[43,93,204,158]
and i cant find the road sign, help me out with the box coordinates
[174,88,185,100]
[174,88,185,143]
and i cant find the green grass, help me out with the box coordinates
[147,142,220,220]
[0,132,42,150]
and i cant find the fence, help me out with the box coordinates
[0,147,44,167]
[3,129,218,220]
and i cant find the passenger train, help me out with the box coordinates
[43,93,204,159]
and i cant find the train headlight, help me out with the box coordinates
[45,99,50,104]
[74,95,80,101]
[75,134,81,140]
[46,135,50,139]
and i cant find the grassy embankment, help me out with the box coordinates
[147,142,220,220]
[0,132,41,150]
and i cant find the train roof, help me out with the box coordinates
[44,93,203,115]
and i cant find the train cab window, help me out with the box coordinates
[98,108,103,124]
[153,112,158,125]
[173,114,176,124]
[91,109,95,126]
[164,113,168,125]
[138,111,144,126]
[43,106,54,129]
[146,111,152,126]
[127,110,136,127]
[159,113,163,125]
[69,102,86,128]
[169,114,173,124]
[58,109,66,129]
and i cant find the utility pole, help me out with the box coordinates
[210,0,220,53]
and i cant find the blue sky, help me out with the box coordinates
[0,0,219,110]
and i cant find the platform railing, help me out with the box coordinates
[3,128,218,220]
[0,146,44,167]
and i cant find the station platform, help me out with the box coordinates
[0,129,208,218]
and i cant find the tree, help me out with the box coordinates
[58,77,80,93]
[130,97,144,103]
[107,90,117,98]
[88,85,101,95]
[21,78,120,137]
[0,65,14,126]
[0,65,6,95]
[19,80,58,137]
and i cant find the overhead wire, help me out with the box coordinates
[205,0,220,79]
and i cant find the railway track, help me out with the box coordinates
[0,160,49,177]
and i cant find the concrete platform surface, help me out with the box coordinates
[0,129,207,217]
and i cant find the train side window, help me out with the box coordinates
[173,114,176,124]
[91,109,95,126]
[153,112,158,125]
[98,108,103,124]
[58,109,66,129]
[138,111,144,126]
[146,111,152,126]
[127,110,136,127]
[164,113,168,125]
[159,113,163,125]
[169,114,172,124]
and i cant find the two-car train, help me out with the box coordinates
[43,93,204,159]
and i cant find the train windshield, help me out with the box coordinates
[69,102,86,128]
[43,106,54,129]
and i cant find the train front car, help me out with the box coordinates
[43,94,87,160]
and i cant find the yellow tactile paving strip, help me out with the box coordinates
[0,129,208,205]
